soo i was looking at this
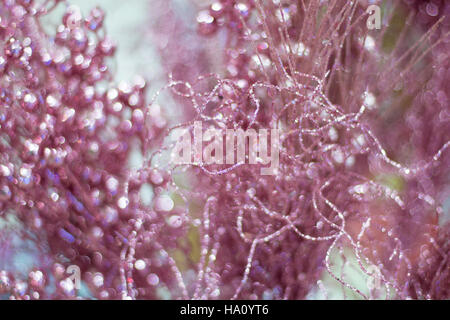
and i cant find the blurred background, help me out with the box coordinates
[1,0,448,300]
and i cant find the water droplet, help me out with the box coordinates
[364,36,375,51]
[147,273,159,286]
[328,127,338,141]
[167,215,182,228]
[118,196,129,209]
[23,93,37,110]
[135,260,146,270]
[155,195,174,212]
[426,3,439,17]
[106,177,119,192]
[235,3,249,17]
[197,10,216,36]
[332,148,345,164]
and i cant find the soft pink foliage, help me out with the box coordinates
[0,0,449,300]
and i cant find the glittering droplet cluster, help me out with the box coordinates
[0,0,168,299]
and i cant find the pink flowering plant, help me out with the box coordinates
[0,0,448,300]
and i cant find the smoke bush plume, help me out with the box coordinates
[0,0,448,300]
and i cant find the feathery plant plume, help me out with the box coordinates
[0,0,448,300]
